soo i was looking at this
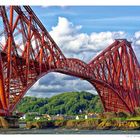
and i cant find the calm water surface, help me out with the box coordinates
[0,128,140,134]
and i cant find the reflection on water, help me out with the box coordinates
[0,128,140,134]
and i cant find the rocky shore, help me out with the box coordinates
[26,119,140,130]
[0,116,19,128]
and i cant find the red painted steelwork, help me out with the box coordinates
[88,39,140,114]
[0,6,139,116]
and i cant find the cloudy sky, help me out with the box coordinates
[26,6,140,97]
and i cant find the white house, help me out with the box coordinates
[35,116,40,120]
[76,116,79,120]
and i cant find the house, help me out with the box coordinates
[85,115,88,119]
[51,115,64,120]
[87,112,98,118]
[35,116,40,120]
[76,116,79,120]
[43,114,51,120]
[19,114,26,120]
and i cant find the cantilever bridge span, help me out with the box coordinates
[0,6,139,116]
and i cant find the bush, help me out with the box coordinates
[103,112,117,119]
[117,111,131,118]
[134,107,140,116]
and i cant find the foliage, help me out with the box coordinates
[127,116,140,121]
[134,107,140,116]
[117,111,131,118]
[16,91,103,115]
[25,113,37,121]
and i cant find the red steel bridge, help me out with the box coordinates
[0,6,139,116]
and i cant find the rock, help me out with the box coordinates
[0,117,9,128]
[54,120,66,127]
[97,120,113,130]
[125,121,140,130]
[65,120,77,128]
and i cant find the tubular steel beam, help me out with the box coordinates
[0,53,7,111]
[0,6,139,116]
[88,40,140,114]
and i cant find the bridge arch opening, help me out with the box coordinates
[22,72,101,115]
[23,70,133,114]
[26,72,98,98]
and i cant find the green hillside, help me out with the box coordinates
[16,91,103,115]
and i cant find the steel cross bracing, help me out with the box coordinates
[88,39,140,114]
[0,6,139,116]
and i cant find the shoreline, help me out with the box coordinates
[24,119,140,130]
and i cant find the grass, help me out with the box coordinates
[126,116,140,121]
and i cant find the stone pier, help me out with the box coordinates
[0,116,19,128]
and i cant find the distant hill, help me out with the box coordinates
[16,91,103,115]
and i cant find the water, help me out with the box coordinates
[0,128,140,134]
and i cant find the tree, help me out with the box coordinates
[16,91,103,115]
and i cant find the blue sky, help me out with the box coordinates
[31,6,140,34]
[27,6,140,97]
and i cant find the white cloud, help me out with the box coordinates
[86,16,140,23]
[134,31,140,39]
[132,31,140,61]
[50,17,126,62]
[50,17,81,36]
[27,73,97,98]
[134,31,140,46]
[88,31,126,51]
[0,36,6,50]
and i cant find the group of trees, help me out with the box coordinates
[16,91,103,115]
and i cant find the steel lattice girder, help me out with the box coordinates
[88,39,140,114]
[0,6,139,116]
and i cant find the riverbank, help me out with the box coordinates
[25,118,140,130]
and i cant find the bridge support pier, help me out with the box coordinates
[0,116,19,128]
